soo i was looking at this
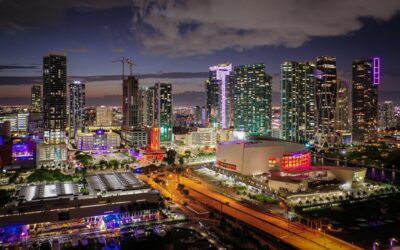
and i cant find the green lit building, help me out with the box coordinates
[281,61,316,143]
[155,83,172,143]
[231,63,272,134]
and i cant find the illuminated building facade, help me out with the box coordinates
[232,63,272,134]
[379,101,396,129]
[154,83,172,143]
[315,56,337,145]
[96,106,112,127]
[352,57,379,143]
[140,87,155,127]
[31,85,42,112]
[12,141,36,161]
[69,81,85,138]
[335,80,350,135]
[149,127,160,151]
[43,54,67,144]
[281,151,311,172]
[75,129,120,151]
[216,140,307,175]
[205,63,232,128]
[281,61,316,143]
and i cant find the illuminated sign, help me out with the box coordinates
[217,160,236,170]
[373,57,380,85]
[281,151,311,172]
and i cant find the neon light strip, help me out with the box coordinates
[373,57,380,85]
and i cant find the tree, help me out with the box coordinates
[109,159,120,169]
[179,156,185,165]
[164,149,177,165]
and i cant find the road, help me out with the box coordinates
[142,172,362,250]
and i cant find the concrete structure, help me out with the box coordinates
[75,129,120,151]
[216,139,307,175]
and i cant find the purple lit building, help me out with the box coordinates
[75,129,120,152]
[352,57,380,143]
[12,141,36,162]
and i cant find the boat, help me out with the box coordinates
[153,225,167,237]
[134,227,147,241]
[98,235,106,246]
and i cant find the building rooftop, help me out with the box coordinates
[18,183,78,202]
[86,172,144,192]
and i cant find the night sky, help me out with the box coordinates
[0,0,400,106]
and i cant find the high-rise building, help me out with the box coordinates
[232,63,272,134]
[140,87,155,127]
[69,81,85,138]
[121,76,147,147]
[122,76,141,130]
[96,106,112,127]
[271,107,281,139]
[352,57,380,143]
[43,54,67,144]
[281,61,316,143]
[379,101,395,129]
[31,85,42,112]
[335,80,350,134]
[205,63,232,128]
[39,53,67,168]
[155,83,173,143]
[315,56,337,145]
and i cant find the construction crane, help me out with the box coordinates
[125,58,136,76]
[112,57,126,80]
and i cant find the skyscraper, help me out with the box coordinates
[155,83,172,143]
[281,61,316,143]
[69,81,85,138]
[379,101,397,129]
[122,76,141,130]
[121,75,147,147]
[379,101,396,129]
[205,63,232,128]
[232,63,272,134]
[38,54,68,168]
[43,54,67,144]
[140,86,155,127]
[315,56,337,145]
[31,85,42,112]
[352,57,380,143]
[335,80,350,134]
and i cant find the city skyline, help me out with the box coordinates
[0,1,400,106]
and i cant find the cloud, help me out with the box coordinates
[0,64,37,71]
[0,0,131,30]
[131,0,400,56]
[112,48,125,53]
[62,47,91,53]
